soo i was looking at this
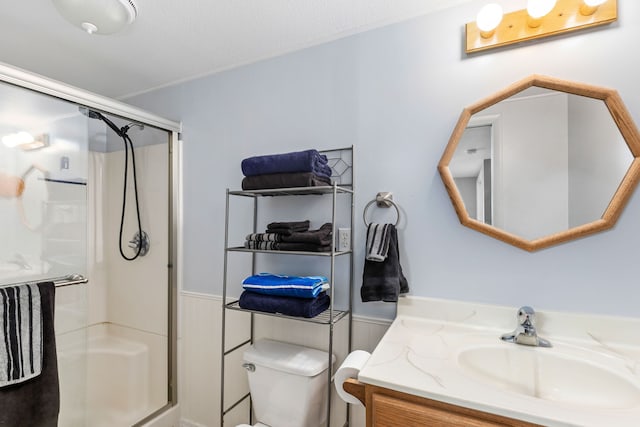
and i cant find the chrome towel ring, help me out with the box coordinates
[363,192,400,226]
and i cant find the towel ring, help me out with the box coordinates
[363,192,400,227]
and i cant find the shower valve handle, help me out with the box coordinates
[127,231,150,257]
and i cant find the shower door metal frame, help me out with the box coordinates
[0,62,183,425]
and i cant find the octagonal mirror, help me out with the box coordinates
[439,75,640,251]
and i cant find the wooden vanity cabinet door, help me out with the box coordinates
[365,385,541,427]
[370,393,503,427]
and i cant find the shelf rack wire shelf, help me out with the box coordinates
[220,146,354,427]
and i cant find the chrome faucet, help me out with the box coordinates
[501,306,551,347]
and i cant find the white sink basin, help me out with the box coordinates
[359,298,640,426]
[457,344,640,409]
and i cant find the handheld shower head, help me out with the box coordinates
[78,106,102,120]
[79,107,144,135]
[79,106,124,137]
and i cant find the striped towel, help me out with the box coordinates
[245,240,278,250]
[245,233,282,242]
[365,223,391,262]
[0,283,43,387]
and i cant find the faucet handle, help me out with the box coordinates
[517,306,536,327]
[502,306,552,347]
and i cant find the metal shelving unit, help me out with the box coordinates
[220,146,354,427]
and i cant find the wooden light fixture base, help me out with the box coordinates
[465,0,617,54]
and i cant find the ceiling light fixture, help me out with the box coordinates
[52,0,138,35]
[465,0,617,53]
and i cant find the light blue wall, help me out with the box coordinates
[127,0,640,320]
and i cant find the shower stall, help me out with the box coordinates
[0,63,180,426]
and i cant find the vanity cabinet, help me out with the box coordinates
[345,380,542,427]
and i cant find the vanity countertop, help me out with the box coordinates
[357,296,640,427]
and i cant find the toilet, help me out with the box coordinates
[237,338,335,427]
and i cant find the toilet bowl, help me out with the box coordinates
[236,339,334,427]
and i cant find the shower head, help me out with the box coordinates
[78,106,102,120]
[78,106,124,137]
[79,107,144,135]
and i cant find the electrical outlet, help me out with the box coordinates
[338,228,351,251]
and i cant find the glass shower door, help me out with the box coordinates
[0,81,90,425]
[0,65,178,426]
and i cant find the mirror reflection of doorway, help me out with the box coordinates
[451,124,492,225]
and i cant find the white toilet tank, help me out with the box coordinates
[243,339,335,427]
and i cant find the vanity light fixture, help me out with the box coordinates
[51,0,138,35]
[466,0,617,53]
[2,132,49,151]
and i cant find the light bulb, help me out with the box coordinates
[476,3,504,38]
[527,0,557,27]
[527,0,557,18]
[580,0,607,15]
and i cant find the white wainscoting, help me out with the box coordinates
[179,291,391,427]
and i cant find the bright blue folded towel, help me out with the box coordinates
[239,290,330,318]
[241,149,332,178]
[242,273,328,298]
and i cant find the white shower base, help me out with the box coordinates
[57,322,167,427]
[87,330,152,426]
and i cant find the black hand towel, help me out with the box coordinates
[361,225,409,302]
[0,281,59,427]
[266,220,310,235]
[241,172,332,190]
[281,223,333,245]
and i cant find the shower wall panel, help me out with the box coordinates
[104,142,168,334]
[86,138,170,422]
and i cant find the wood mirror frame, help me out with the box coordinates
[438,74,640,251]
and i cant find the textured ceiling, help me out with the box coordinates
[0,0,472,99]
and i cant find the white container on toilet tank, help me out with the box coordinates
[241,339,335,427]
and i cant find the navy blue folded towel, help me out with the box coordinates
[239,290,330,318]
[241,149,332,178]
